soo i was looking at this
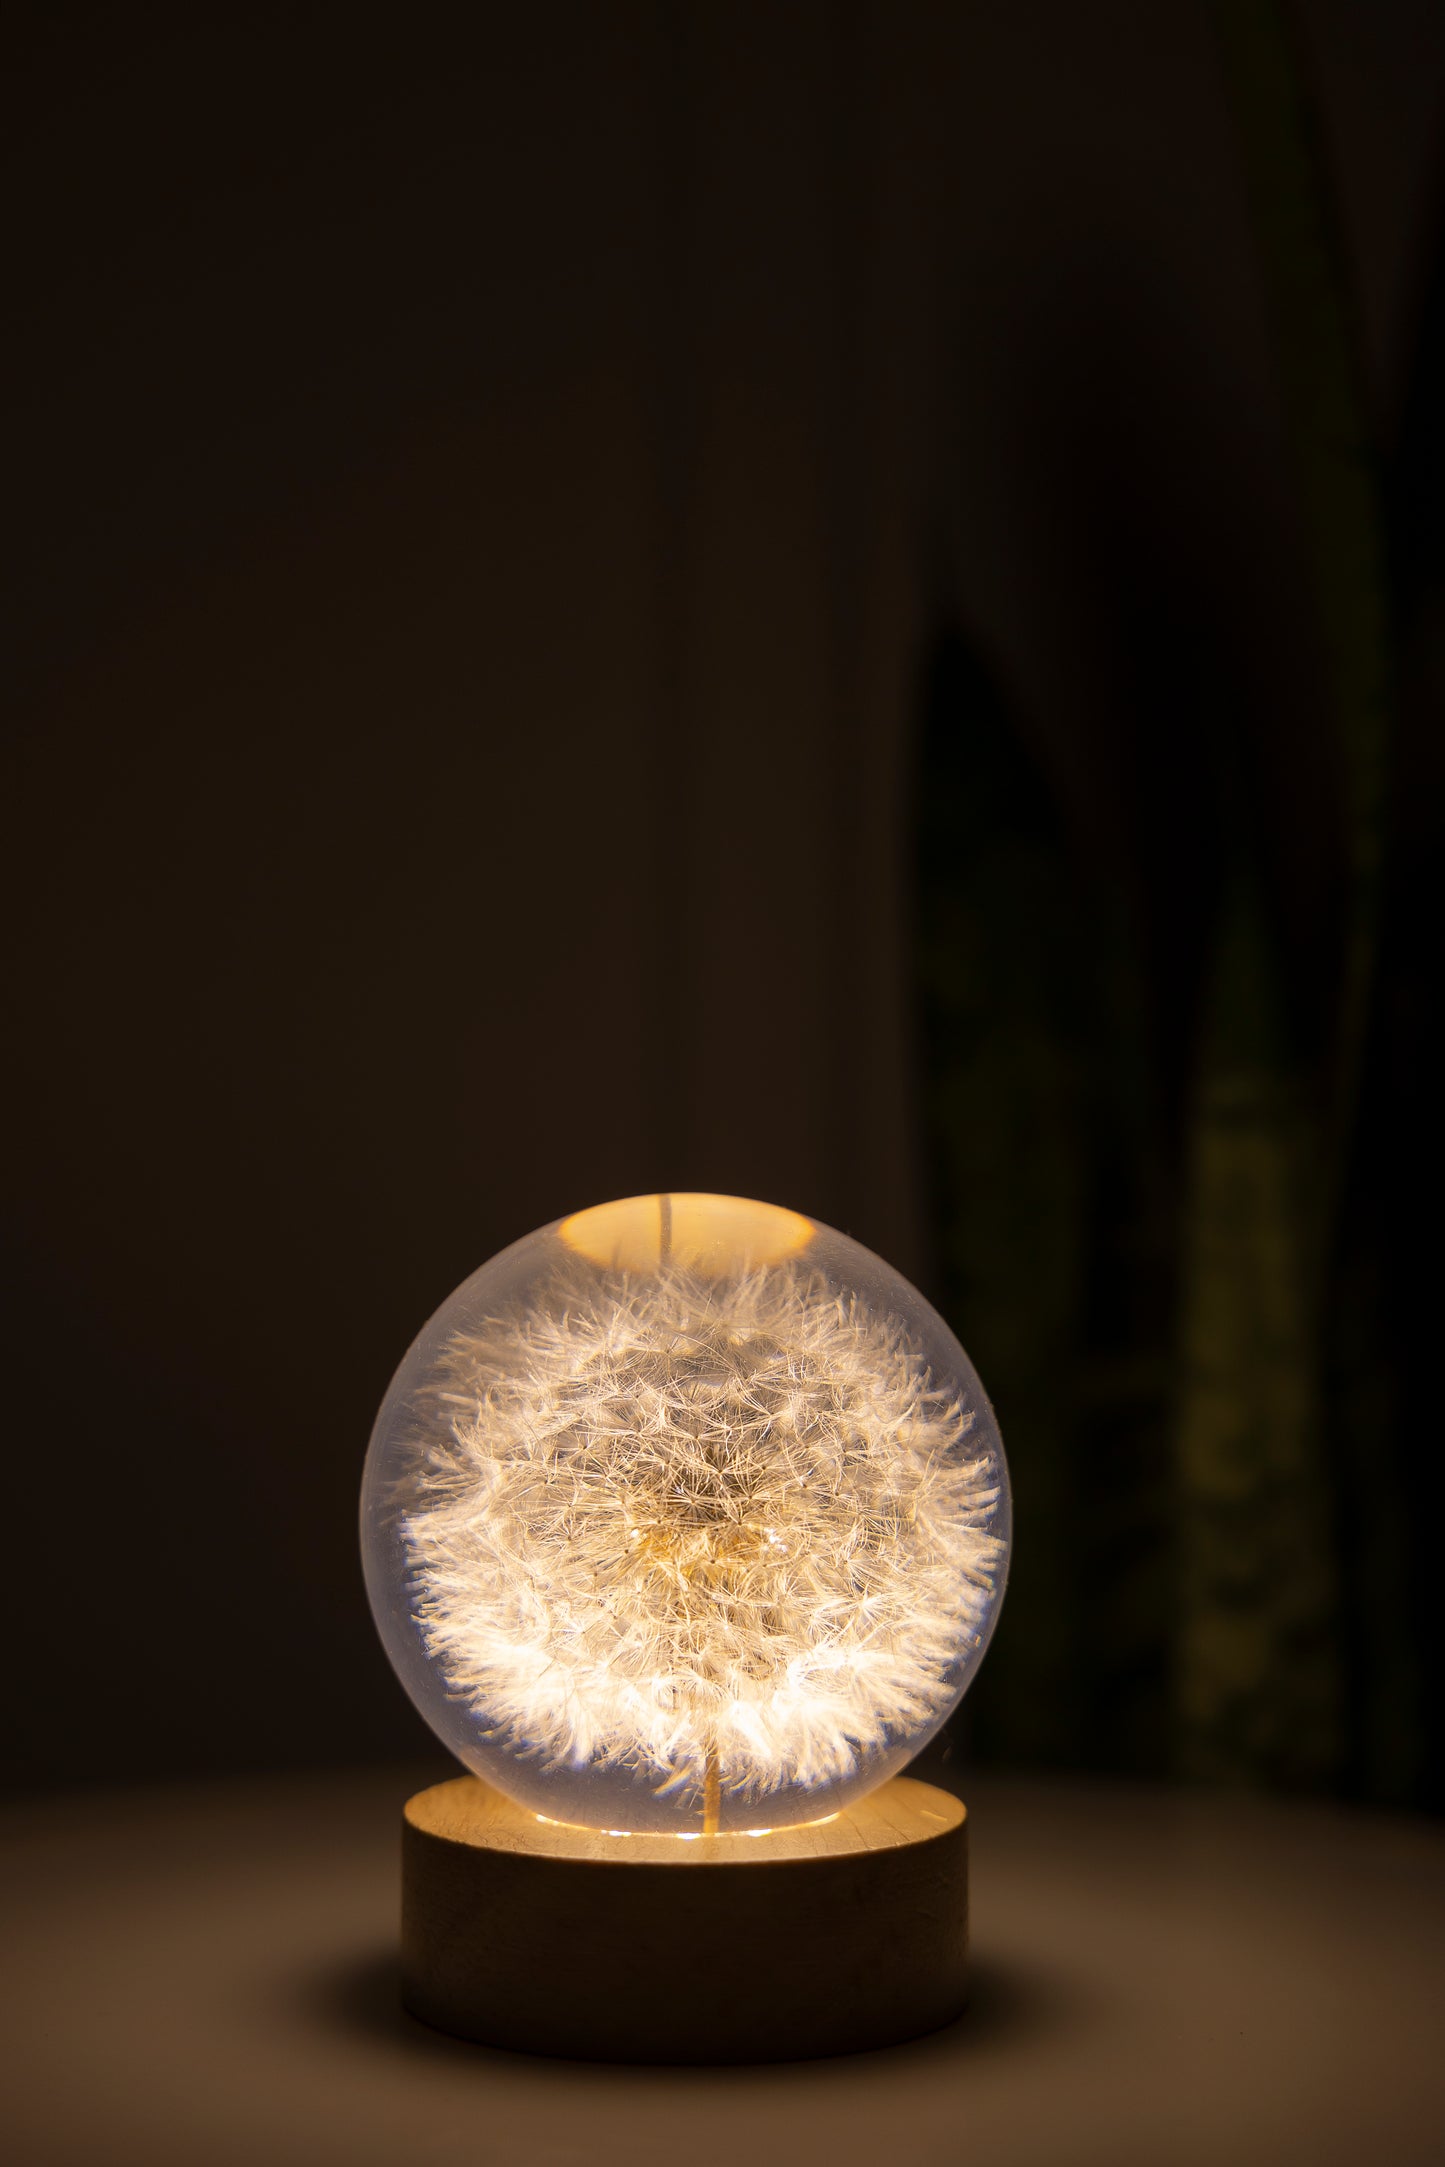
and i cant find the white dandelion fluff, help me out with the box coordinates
[395,1253,1006,1826]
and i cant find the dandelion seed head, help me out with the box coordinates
[366,1210,1009,1831]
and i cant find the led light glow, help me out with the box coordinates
[533,1811,842,1840]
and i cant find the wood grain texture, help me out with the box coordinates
[401,1774,968,2060]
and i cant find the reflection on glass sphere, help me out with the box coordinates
[362,1194,1010,1834]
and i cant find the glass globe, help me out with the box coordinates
[362,1193,1010,1834]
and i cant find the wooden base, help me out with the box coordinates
[401,1774,968,2062]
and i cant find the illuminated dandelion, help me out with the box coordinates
[400,1256,1006,1820]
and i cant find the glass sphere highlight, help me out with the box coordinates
[362,1193,1010,1834]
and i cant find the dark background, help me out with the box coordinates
[5,2,1443,1808]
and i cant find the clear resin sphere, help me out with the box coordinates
[361,1194,1010,1833]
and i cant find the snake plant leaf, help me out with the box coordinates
[1172,876,1341,1787]
[916,631,1169,1771]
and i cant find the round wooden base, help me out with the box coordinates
[401,1774,968,2063]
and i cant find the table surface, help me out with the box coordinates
[3,1764,1442,2167]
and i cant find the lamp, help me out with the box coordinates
[362,1193,1010,2058]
